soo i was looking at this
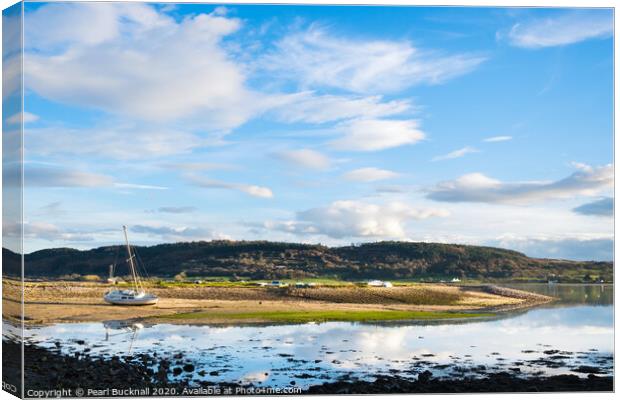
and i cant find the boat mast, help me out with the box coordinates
[123,225,142,292]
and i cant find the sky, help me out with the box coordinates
[6,3,614,260]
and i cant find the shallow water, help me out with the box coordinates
[18,284,616,388]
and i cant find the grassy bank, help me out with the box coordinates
[155,309,494,323]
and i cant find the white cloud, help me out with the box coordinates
[330,119,425,152]
[25,3,136,48]
[427,163,613,204]
[6,112,39,125]
[17,221,96,242]
[265,200,449,239]
[483,136,512,143]
[188,175,274,198]
[508,11,613,49]
[343,167,399,182]
[573,197,613,217]
[262,26,486,93]
[274,149,331,171]
[270,92,413,124]
[24,3,261,130]
[432,146,478,161]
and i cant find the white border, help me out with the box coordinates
[0,1,616,400]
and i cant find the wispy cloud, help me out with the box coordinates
[508,10,613,49]
[38,201,66,217]
[273,149,331,171]
[491,235,613,261]
[483,136,512,143]
[432,146,478,161]
[262,26,486,93]
[148,206,198,214]
[427,163,613,204]
[270,92,413,124]
[19,165,114,188]
[573,197,613,217]
[12,221,97,242]
[329,119,425,152]
[188,175,274,198]
[27,125,210,160]
[114,183,168,190]
[160,162,238,172]
[131,224,227,241]
[343,167,399,182]
[5,163,167,190]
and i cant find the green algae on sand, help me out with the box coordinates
[156,309,494,324]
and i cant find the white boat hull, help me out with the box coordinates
[104,298,158,306]
[104,291,159,306]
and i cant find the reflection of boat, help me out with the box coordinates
[103,320,145,353]
[103,320,145,332]
[104,226,159,306]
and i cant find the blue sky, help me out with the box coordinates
[9,3,613,260]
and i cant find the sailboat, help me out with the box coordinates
[104,226,159,306]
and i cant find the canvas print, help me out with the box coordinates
[2,2,614,397]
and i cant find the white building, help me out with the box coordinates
[368,280,393,287]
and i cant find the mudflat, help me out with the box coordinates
[2,279,552,325]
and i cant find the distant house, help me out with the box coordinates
[368,280,393,288]
[451,278,461,283]
[268,280,288,287]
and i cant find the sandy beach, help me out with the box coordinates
[3,279,552,325]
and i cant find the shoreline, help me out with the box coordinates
[3,280,554,325]
[3,342,612,395]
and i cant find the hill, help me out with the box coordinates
[2,241,613,283]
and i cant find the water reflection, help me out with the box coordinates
[506,283,613,306]
[24,300,614,388]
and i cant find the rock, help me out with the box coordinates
[417,370,433,383]
[572,366,601,374]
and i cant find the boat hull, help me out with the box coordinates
[104,297,159,306]
[104,292,159,306]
